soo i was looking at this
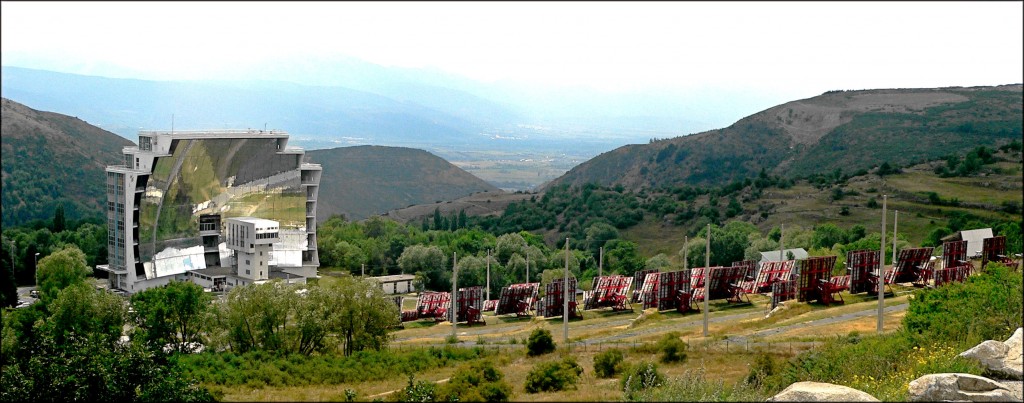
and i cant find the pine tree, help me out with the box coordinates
[52,204,66,233]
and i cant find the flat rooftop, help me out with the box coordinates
[370,274,417,282]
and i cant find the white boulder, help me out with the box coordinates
[767,381,879,402]
[908,373,1017,402]
[960,328,1024,380]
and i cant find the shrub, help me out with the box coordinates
[656,332,687,363]
[393,374,436,402]
[437,360,512,402]
[593,349,625,378]
[526,328,556,356]
[632,367,765,402]
[620,361,665,399]
[524,357,583,393]
[903,263,1022,347]
[743,352,777,389]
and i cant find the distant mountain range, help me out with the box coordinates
[549,85,1023,190]
[0,64,729,155]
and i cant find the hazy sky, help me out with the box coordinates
[2,1,1022,96]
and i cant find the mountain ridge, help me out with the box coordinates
[547,84,1023,191]
[1,97,134,226]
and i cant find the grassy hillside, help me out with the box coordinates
[308,146,500,221]
[1,98,133,227]
[550,85,1022,191]
[623,146,1023,258]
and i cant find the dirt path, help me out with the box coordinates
[365,378,449,400]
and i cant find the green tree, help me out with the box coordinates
[218,281,296,353]
[811,224,847,249]
[495,233,528,264]
[43,281,127,347]
[331,277,398,356]
[130,281,212,354]
[34,245,91,305]
[526,328,556,356]
[50,204,66,233]
[397,245,448,291]
[645,254,672,272]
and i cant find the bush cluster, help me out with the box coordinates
[526,328,556,356]
[593,349,625,378]
[437,360,512,402]
[620,361,665,399]
[524,356,583,393]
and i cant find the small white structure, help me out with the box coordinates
[959,228,994,258]
[370,274,416,295]
[759,248,808,265]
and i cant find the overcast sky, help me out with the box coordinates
[2,1,1022,96]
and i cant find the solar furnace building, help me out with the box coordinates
[96,130,322,294]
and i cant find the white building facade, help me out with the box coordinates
[96,130,321,294]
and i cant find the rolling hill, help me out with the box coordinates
[1,98,134,227]
[307,146,500,221]
[548,85,1023,191]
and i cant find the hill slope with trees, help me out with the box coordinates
[1,98,134,227]
[308,145,500,221]
[548,85,1022,191]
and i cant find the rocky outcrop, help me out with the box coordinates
[767,381,879,402]
[960,328,1024,380]
[908,373,1017,402]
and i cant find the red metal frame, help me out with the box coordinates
[583,275,634,311]
[819,275,850,305]
[639,272,661,309]
[483,299,498,312]
[539,278,580,319]
[892,247,935,284]
[455,286,485,325]
[495,282,539,317]
[657,270,691,312]
[414,291,452,321]
[632,269,658,303]
[846,250,880,294]
[982,236,1019,270]
[797,256,837,303]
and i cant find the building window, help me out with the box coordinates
[245,269,250,275]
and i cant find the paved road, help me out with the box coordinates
[394,299,912,350]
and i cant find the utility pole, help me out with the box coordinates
[892,210,899,264]
[779,224,785,261]
[703,224,710,337]
[361,263,364,277]
[564,238,569,344]
[683,236,688,270]
[598,246,603,280]
[486,250,491,301]
[452,252,457,339]
[878,195,887,333]
[526,252,530,283]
